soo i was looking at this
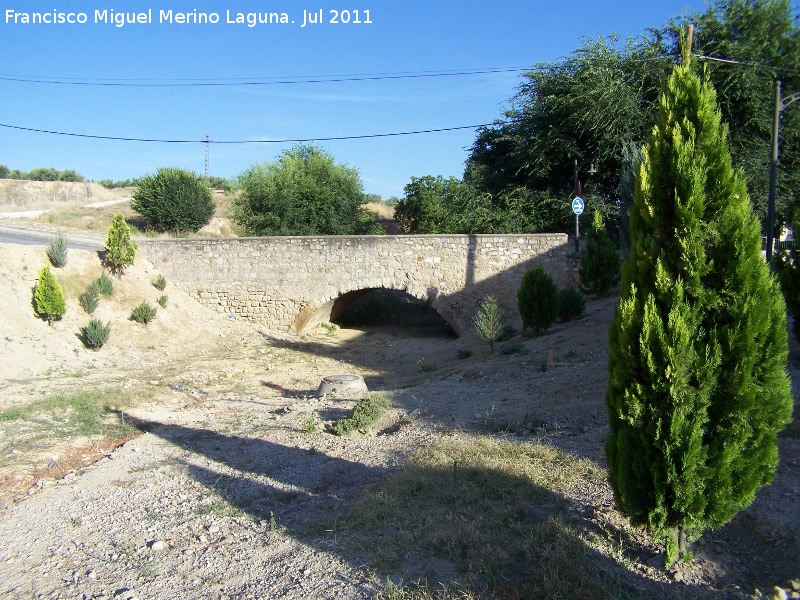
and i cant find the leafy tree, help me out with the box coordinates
[465,1,800,235]
[33,265,66,324]
[579,210,620,296]
[394,176,462,233]
[683,0,800,229]
[104,212,137,275]
[465,34,669,232]
[27,167,59,181]
[0,165,9,178]
[232,144,380,236]
[57,169,84,182]
[606,44,792,566]
[473,296,505,353]
[131,167,214,234]
[517,266,559,334]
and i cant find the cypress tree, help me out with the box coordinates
[34,264,66,324]
[105,212,137,275]
[606,40,793,565]
[579,210,620,296]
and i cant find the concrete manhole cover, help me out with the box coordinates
[316,374,368,398]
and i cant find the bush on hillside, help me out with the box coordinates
[131,167,214,234]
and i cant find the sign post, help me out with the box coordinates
[572,197,584,253]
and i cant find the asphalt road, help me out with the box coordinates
[0,225,104,251]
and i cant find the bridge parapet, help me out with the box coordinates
[138,234,578,337]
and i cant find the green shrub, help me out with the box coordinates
[517,266,559,334]
[93,272,114,296]
[500,341,525,355]
[153,274,167,291]
[157,294,168,308]
[46,233,68,268]
[497,324,515,342]
[473,296,505,353]
[105,212,137,275]
[34,265,66,324]
[131,167,215,234]
[79,286,100,314]
[332,394,388,436]
[131,301,157,324]
[417,357,437,372]
[80,319,110,349]
[457,349,472,359]
[579,210,620,296]
[558,288,585,322]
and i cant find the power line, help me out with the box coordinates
[0,66,533,87]
[0,122,495,143]
[694,54,800,75]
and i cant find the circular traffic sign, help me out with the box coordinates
[572,197,584,215]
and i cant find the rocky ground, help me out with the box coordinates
[0,224,798,598]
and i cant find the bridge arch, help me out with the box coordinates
[290,279,457,334]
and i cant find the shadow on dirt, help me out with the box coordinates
[145,420,725,600]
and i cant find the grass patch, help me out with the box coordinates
[311,436,643,599]
[332,394,388,436]
[0,388,144,500]
[0,389,131,434]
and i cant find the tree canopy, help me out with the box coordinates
[231,144,381,236]
[461,0,800,235]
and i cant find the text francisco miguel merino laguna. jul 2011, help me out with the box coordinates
[4,8,374,28]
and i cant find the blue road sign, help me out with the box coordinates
[572,197,584,215]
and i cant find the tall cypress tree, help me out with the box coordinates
[606,39,793,565]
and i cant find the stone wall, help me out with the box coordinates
[138,234,578,337]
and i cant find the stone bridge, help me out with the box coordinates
[138,234,578,338]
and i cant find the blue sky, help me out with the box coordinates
[0,1,708,198]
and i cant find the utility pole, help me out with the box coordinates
[204,134,210,179]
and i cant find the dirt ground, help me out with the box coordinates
[0,226,798,597]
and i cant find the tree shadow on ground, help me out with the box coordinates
[148,421,727,599]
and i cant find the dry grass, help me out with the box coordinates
[313,435,653,599]
[365,201,396,220]
[0,388,147,503]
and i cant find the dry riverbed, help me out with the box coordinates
[0,242,798,600]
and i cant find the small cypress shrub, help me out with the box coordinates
[80,319,110,349]
[517,266,559,334]
[105,212,137,275]
[157,294,168,308]
[131,301,157,324]
[79,286,100,314]
[33,265,66,325]
[579,210,620,296]
[473,296,505,353]
[46,233,68,268]
[93,272,114,296]
[558,288,585,322]
[153,275,167,291]
[332,394,388,436]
